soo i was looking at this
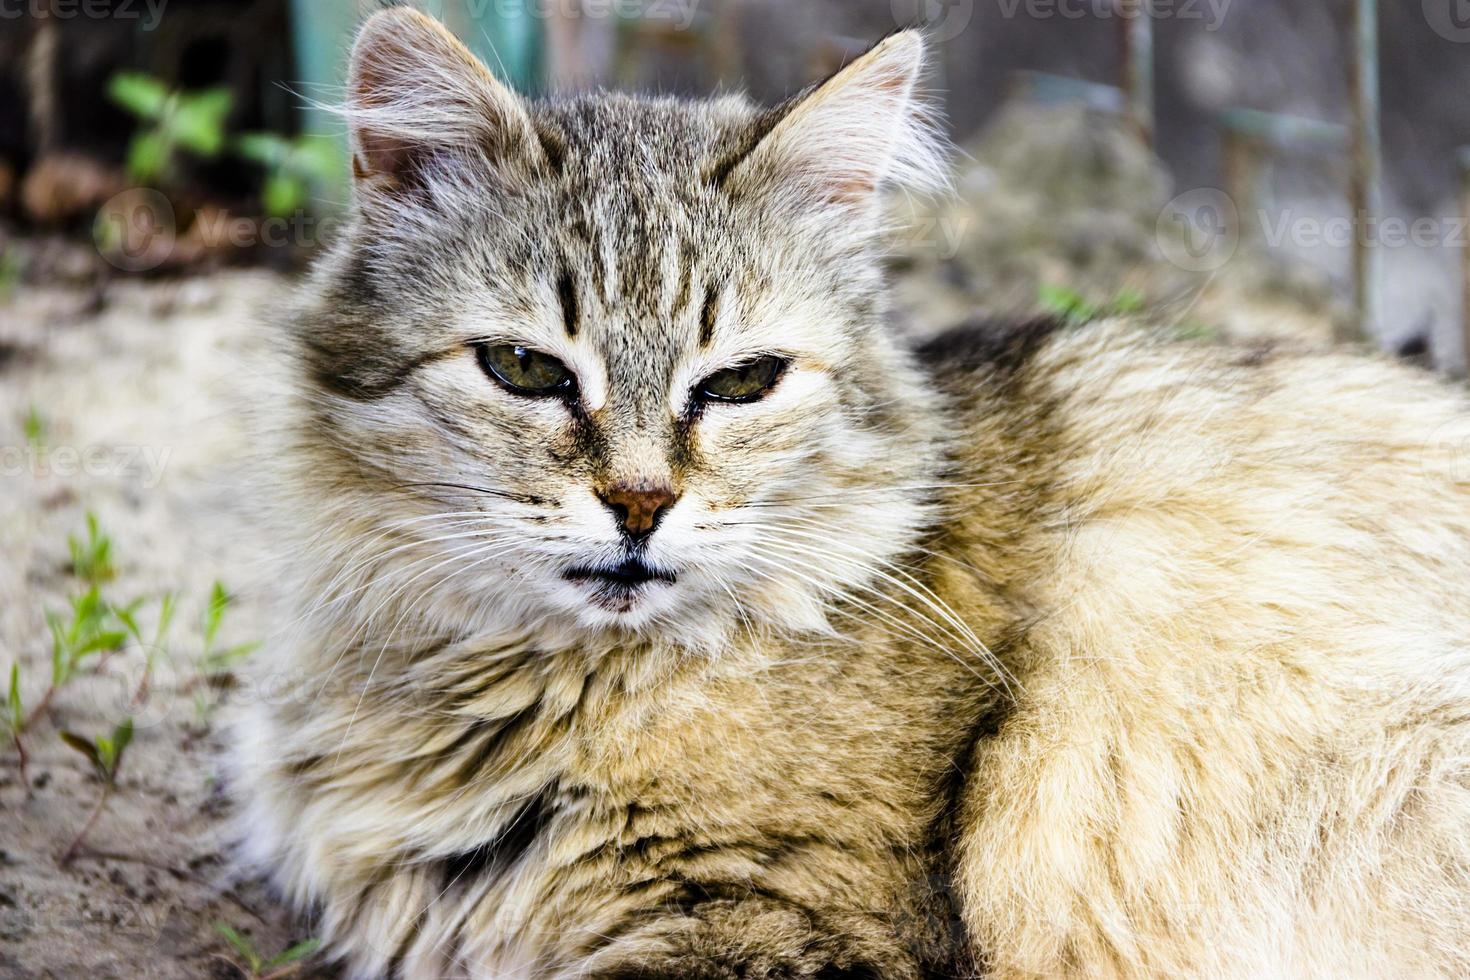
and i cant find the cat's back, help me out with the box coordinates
[922,318,1470,976]
[922,316,1470,647]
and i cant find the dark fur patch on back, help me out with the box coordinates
[914,316,1066,384]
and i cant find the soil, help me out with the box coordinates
[0,270,336,979]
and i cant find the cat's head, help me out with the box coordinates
[288,8,951,650]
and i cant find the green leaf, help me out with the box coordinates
[1038,283,1099,323]
[289,137,345,183]
[97,717,133,779]
[107,72,170,120]
[22,406,45,451]
[214,921,264,973]
[115,604,142,645]
[48,612,69,686]
[261,173,304,218]
[155,592,178,647]
[6,664,21,733]
[169,88,233,156]
[75,629,127,658]
[1111,288,1146,315]
[126,132,170,184]
[204,582,229,647]
[69,512,115,585]
[234,132,288,167]
[265,938,323,969]
[74,586,103,623]
[202,641,259,676]
[60,731,104,777]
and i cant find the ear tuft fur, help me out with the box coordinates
[344,7,538,195]
[727,30,952,212]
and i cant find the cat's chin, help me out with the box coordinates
[552,575,693,636]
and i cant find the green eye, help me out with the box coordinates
[477,344,575,397]
[696,355,788,404]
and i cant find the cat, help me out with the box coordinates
[231,7,1470,978]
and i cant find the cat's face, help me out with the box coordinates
[291,10,949,648]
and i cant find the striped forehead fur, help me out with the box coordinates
[280,9,954,654]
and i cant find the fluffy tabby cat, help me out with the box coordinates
[232,8,1470,977]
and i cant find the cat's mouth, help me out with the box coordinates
[564,557,677,609]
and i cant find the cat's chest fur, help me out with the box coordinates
[251,624,991,972]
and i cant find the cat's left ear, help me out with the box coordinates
[345,7,543,197]
[722,31,949,213]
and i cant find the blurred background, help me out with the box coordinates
[5,0,1470,360]
[3,2,1470,977]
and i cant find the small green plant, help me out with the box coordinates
[22,405,45,453]
[5,664,20,736]
[0,246,21,302]
[116,591,176,705]
[58,717,134,864]
[69,511,116,585]
[192,582,257,724]
[213,922,322,980]
[47,587,127,690]
[235,133,343,218]
[199,582,257,676]
[5,662,26,784]
[1038,284,1146,324]
[107,72,233,185]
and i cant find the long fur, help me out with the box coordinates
[231,9,1470,978]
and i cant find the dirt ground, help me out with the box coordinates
[0,269,335,979]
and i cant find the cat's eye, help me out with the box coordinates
[695,355,788,404]
[476,344,576,398]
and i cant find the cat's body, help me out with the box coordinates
[233,10,1470,978]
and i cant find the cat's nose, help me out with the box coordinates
[597,482,678,541]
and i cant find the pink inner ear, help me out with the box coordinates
[348,44,416,184]
[351,133,421,187]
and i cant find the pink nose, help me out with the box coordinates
[597,482,678,540]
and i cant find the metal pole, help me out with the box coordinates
[1460,148,1470,377]
[1221,128,1258,245]
[1346,0,1381,344]
[1118,0,1155,149]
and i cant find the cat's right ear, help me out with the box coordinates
[345,7,540,197]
